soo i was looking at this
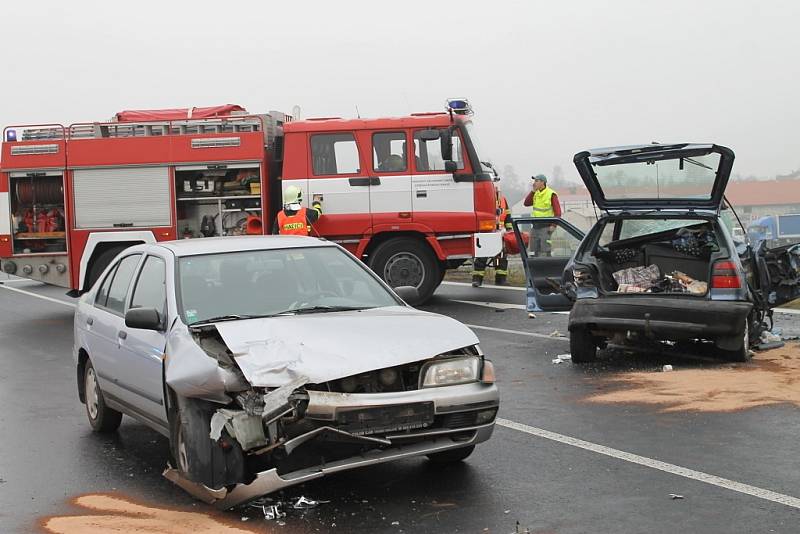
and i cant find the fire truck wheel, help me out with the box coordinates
[85,246,128,292]
[369,238,440,305]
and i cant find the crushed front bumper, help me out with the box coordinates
[570,296,752,340]
[166,381,499,509]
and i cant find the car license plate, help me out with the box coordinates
[337,402,434,435]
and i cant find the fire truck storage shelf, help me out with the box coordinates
[9,172,67,255]
[175,165,262,238]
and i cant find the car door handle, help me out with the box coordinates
[118,330,127,340]
[86,317,93,326]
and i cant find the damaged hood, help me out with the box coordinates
[213,306,480,387]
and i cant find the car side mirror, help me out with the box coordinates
[125,307,163,331]
[444,160,458,173]
[393,285,419,303]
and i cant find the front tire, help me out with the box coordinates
[170,395,245,490]
[427,445,475,463]
[368,238,441,305]
[569,327,598,363]
[83,359,122,433]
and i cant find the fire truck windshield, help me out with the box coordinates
[464,121,493,174]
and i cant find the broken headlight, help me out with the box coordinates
[421,357,480,388]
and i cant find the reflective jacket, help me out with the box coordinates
[499,195,513,230]
[277,207,310,235]
[531,187,556,217]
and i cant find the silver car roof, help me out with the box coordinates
[154,236,335,257]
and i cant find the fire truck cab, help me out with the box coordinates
[0,101,501,304]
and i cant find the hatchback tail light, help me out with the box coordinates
[711,260,742,289]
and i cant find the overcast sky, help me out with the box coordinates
[2,0,799,190]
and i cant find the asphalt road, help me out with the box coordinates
[1,278,799,533]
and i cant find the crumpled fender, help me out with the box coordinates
[164,324,245,404]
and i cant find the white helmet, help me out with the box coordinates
[283,185,302,209]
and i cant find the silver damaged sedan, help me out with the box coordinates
[73,236,499,508]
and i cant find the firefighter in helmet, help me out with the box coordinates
[472,192,513,287]
[272,185,323,235]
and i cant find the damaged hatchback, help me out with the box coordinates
[74,237,499,508]
[513,143,800,363]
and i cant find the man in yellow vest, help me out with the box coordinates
[523,174,561,256]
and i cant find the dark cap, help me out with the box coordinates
[531,174,547,184]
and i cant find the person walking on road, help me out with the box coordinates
[273,185,323,235]
[523,174,561,256]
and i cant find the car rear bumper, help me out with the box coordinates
[569,296,752,340]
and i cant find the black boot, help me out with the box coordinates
[495,274,507,286]
[471,274,483,287]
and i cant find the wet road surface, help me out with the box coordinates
[1,278,799,533]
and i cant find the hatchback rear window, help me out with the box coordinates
[619,219,706,240]
[593,152,720,201]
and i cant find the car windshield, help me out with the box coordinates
[592,151,721,201]
[177,246,400,324]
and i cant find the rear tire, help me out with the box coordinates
[368,238,441,305]
[171,395,245,490]
[569,327,598,363]
[427,445,475,463]
[83,359,122,433]
[719,319,752,363]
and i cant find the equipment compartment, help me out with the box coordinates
[9,172,67,255]
[174,165,263,238]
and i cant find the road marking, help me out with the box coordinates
[774,307,800,315]
[467,323,569,341]
[0,284,76,309]
[451,299,570,315]
[497,418,800,510]
[441,281,526,292]
[453,299,526,310]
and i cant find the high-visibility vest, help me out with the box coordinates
[498,195,512,230]
[531,187,555,217]
[277,207,310,235]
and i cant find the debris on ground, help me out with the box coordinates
[552,358,563,364]
[755,329,785,351]
[549,330,565,337]
[528,313,536,319]
[292,496,329,509]
[553,354,571,364]
[669,493,684,500]
[245,494,329,521]
[662,365,673,372]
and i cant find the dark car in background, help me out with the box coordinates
[513,143,800,363]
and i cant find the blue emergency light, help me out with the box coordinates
[446,98,473,116]
[6,129,17,142]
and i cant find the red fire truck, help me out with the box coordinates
[0,100,501,304]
